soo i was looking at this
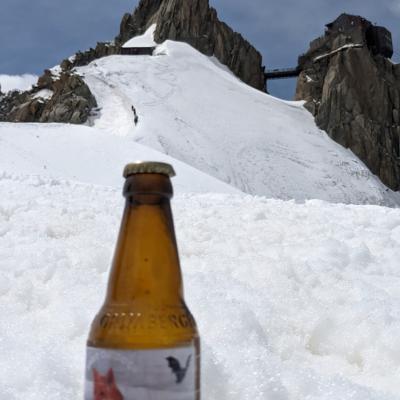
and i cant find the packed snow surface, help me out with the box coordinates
[0,123,238,194]
[122,24,157,47]
[79,40,399,205]
[0,74,37,93]
[1,173,400,400]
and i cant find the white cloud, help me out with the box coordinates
[0,74,37,94]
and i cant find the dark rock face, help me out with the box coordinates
[296,14,400,190]
[116,0,265,90]
[40,72,98,123]
[0,90,32,121]
[0,70,97,124]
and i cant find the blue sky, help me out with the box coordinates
[0,0,399,99]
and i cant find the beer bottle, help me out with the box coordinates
[84,162,200,400]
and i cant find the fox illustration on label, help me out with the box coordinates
[93,368,124,400]
[166,355,192,383]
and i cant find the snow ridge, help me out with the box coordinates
[78,40,399,205]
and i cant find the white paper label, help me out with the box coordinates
[84,346,197,400]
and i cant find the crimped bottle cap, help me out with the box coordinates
[123,161,176,178]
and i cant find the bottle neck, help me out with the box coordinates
[105,179,183,306]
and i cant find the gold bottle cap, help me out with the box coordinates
[123,161,176,178]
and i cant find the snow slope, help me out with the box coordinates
[78,38,399,205]
[0,123,239,194]
[1,173,400,400]
[122,24,157,47]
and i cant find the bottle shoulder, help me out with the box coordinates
[88,302,199,350]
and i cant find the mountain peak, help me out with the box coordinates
[116,0,265,90]
[296,13,400,190]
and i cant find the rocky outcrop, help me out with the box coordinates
[116,0,265,90]
[0,39,110,123]
[296,14,400,190]
[0,70,97,124]
[60,42,120,72]
[0,90,32,121]
[0,0,265,123]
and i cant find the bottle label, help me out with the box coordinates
[84,346,197,400]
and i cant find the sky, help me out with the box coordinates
[0,0,399,100]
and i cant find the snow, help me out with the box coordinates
[0,123,239,194]
[122,24,157,48]
[313,43,364,62]
[32,89,54,100]
[78,41,399,205]
[1,34,400,400]
[0,74,37,93]
[1,173,400,400]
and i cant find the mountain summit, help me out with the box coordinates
[116,0,265,90]
[296,14,400,190]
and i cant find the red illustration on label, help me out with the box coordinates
[93,368,124,400]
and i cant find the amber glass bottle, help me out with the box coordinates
[85,162,200,400]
